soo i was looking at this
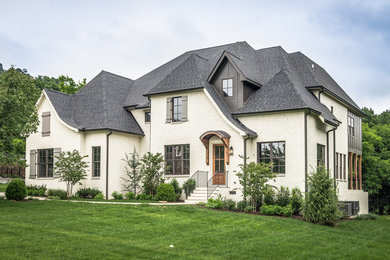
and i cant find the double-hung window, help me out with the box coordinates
[222,78,233,97]
[38,149,54,178]
[145,111,151,123]
[166,96,188,123]
[348,114,355,136]
[257,141,285,174]
[172,97,182,122]
[92,146,101,177]
[164,144,190,175]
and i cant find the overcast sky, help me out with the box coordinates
[1,0,389,112]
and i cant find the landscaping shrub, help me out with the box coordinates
[304,166,342,226]
[170,178,182,201]
[223,199,236,210]
[183,179,196,199]
[263,186,276,205]
[155,183,175,202]
[244,205,255,213]
[291,187,303,215]
[136,193,147,200]
[276,186,291,207]
[26,184,47,197]
[140,152,165,196]
[5,179,26,200]
[198,202,206,206]
[94,193,104,200]
[47,189,67,200]
[125,191,136,200]
[112,191,124,200]
[145,194,154,201]
[260,204,292,217]
[355,214,377,220]
[283,204,293,217]
[237,200,248,212]
[206,198,223,209]
[76,187,102,199]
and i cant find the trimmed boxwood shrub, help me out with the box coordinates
[6,179,27,200]
[155,183,175,202]
[170,179,182,201]
[47,189,67,200]
[125,192,136,200]
[94,193,104,200]
[26,184,47,197]
[76,188,102,199]
[112,191,124,200]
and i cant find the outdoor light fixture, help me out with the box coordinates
[229,146,234,156]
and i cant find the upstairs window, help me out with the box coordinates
[257,141,285,174]
[92,146,101,177]
[317,144,325,166]
[166,96,188,123]
[348,114,355,136]
[145,111,151,123]
[42,112,51,137]
[222,78,233,97]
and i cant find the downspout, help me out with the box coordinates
[318,88,324,102]
[326,127,337,170]
[106,130,112,199]
[243,135,250,201]
[304,110,311,193]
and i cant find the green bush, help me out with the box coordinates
[355,214,377,220]
[260,205,284,216]
[26,184,47,197]
[276,186,291,207]
[183,179,196,199]
[145,194,154,201]
[244,205,255,213]
[47,189,67,200]
[263,186,276,205]
[304,166,342,226]
[170,179,182,201]
[291,187,303,215]
[198,202,206,206]
[155,183,175,202]
[223,199,236,210]
[5,179,26,200]
[111,191,124,200]
[206,198,223,209]
[283,204,293,217]
[76,188,102,199]
[125,191,136,200]
[237,200,248,212]
[136,193,149,200]
[94,193,104,200]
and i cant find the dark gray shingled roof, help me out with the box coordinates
[44,71,144,135]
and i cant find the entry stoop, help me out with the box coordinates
[184,187,219,204]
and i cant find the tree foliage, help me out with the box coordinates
[54,150,88,198]
[237,162,276,210]
[304,166,342,226]
[121,147,143,195]
[140,152,165,196]
[0,67,40,165]
[361,107,390,214]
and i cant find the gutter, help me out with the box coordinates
[106,130,112,199]
[304,110,311,193]
[318,87,324,102]
[326,126,337,187]
[243,135,251,201]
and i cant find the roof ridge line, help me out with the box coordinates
[101,70,134,81]
[185,41,241,54]
[44,88,71,96]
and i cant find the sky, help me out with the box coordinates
[0,0,389,112]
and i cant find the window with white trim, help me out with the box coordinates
[222,78,233,97]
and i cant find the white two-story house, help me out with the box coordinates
[25,41,368,214]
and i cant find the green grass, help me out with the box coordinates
[0,200,389,259]
[0,183,8,192]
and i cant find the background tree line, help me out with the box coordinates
[0,63,86,166]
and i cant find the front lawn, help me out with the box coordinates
[0,200,389,259]
[0,183,8,192]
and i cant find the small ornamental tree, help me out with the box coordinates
[121,147,143,195]
[237,161,276,210]
[54,150,88,198]
[140,152,164,196]
[304,166,342,226]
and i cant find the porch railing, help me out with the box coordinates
[189,170,208,187]
[207,171,228,199]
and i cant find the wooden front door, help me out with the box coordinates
[213,144,225,185]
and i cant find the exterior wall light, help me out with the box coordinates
[229,146,234,156]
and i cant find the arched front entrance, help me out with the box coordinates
[200,130,230,185]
